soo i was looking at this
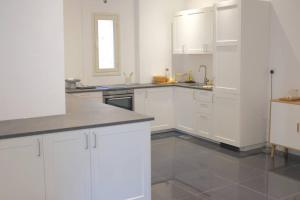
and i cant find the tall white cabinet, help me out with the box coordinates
[213,0,270,149]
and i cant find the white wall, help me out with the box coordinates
[270,0,300,98]
[137,0,184,83]
[64,0,136,85]
[184,0,215,9]
[0,0,65,121]
[65,0,185,84]
[173,55,213,83]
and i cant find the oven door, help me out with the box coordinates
[104,95,134,111]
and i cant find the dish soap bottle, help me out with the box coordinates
[165,68,170,81]
[187,70,194,83]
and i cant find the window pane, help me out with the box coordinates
[98,20,115,69]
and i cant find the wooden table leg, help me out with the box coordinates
[284,147,289,158]
[271,144,276,158]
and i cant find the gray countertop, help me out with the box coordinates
[0,95,154,140]
[66,83,213,94]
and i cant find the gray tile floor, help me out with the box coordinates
[151,132,300,200]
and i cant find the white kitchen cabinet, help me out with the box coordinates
[214,0,240,94]
[194,113,212,139]
[271,102,300,151]
[173,14,187,54]
[213,0,270,149]
[0,136,45,200]
[70,92,103,103]
[43,130,91,200]
[146,88,174,131]
[0,122,151,200]
[134,88,174,132]
[193,90,213,139]
[174,87,214,139]
[213,94,240,146]
[173,7,214,55]
[91,123,151,200]
[174,87,195,133]
[134,89,147,115]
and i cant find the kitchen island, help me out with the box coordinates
[0,95,153,200]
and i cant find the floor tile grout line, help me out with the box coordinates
[238,183,279,200]
[279,191,300,200]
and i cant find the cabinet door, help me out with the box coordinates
[213,93,240,147]
[0,136,45,200]
[216,0,240,42]
[214,0,241,94]
[91,124,151,200]
[194,113,212,139]
[271,103,300,150]
[44,130,91,200]
[185,10,214,54]
[70,92,103,103]
[134,89,146,115]
[175,87,195,133]
[145,88,174,131]
[173,15,186,54]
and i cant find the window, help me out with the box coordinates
[94,14,120,75]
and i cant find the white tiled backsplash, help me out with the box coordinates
[172,54,213,83]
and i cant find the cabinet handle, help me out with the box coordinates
[37,139,41,157]
[297,123,300,133]
[200,115,208,119]
[85,134,89,150]
[93,133,97,149]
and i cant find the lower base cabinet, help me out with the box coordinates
[44,130,91,200]
[175,87,195,133]
[213,93,240,146]
[134,88,174,132]
[0,122,151,200]
[91,126,150,200]
[271,102,300,151]
[0,136,45,200]
[174,87,213,139]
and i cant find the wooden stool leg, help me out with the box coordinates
[284,148,289,158]
[271,144,276,158]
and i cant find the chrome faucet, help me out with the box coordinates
[199,65,209,85]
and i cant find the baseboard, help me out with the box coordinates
[239,142,266,152]
[152,128,265,152]
[151,128,176,134]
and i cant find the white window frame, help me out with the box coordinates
[94,14,120,76]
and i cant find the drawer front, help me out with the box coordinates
[71,92,102,98]
[194,113,212,139]
[271,103,300,150]
[195,101,212,114]
[194,90,213,103]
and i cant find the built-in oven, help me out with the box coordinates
[103,89,134,111]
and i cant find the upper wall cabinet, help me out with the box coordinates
[213,0,270,148]
[214,0,241,94]
[173,7,214,55]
